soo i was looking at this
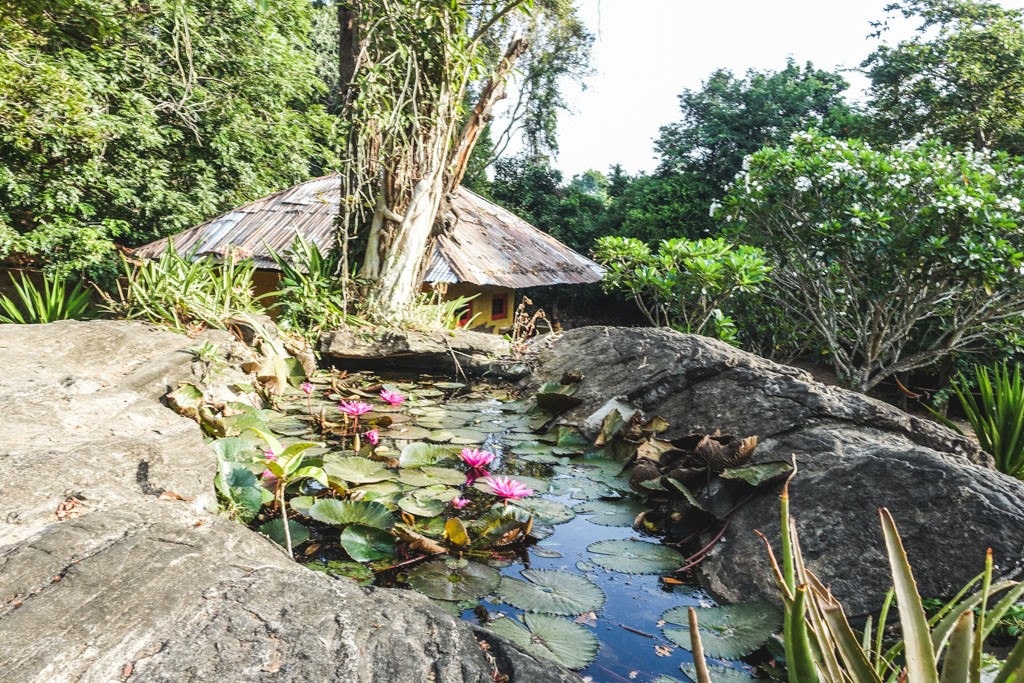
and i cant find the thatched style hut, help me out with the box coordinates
[134,174,604,331]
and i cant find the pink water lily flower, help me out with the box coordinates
[300,381,314,395]
[459,448,494,470]
[262,449,278,480]
[338,400,373,417]
[365,429,380,446]
[483,476,533,501]
[379,388,406,406]
[450,497,470,510]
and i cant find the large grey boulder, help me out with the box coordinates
[319,327,523,377]
[0,320,576,683]
[529,326,1024,617]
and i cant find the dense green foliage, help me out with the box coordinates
[594,236,769,343]
[0,0,334,275]
[864,0,1024,154]
[720,131,1024,392]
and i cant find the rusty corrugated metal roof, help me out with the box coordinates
[133,174,605,288]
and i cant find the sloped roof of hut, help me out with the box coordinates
[133,174,604,289]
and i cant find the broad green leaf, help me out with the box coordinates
[587,539,684,574]
[663,603,782,660]
[398,442,459,468]
[258,518,310,548]
[485,613,598,670]
[406,560,500,601]
[572,499,647,527]
[306,559,374,586]
[720,461,795,486]
[324,457,395,484]
[398,466,467,487]
[398,485,461,517]
[340,524,396,562]
[210,437,260,464]
[308,499,394,530]
[495,569,606,616]
[167,383,204,419]
[509,498,575,525]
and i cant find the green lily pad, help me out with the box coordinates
[258,518,310,548]
[532,548,563,559]
[210,437,260,464]
[406,560,500,601]
[719,461,794,486]
[324,457,395,484]
[306,559,374,586]
[485,613,598,670]
[388,425,433,440]
[509,497,575,525]
[572,499,648,527]
[426,430,455,443]
[340,524,397,562]
[267,418,309,436]
[549,477,617,500]
[495,569,606,615]
[398,485,461,517]
[587,539,684,574]
[349,481,405,507]
[308,499,394,530]
[413,388,445,398]
[399,443,458,468]
[398,466,467,487]
[289,495,315,516]
[432,382,467,390]
[662,603,782,660]
[679,663,758,683]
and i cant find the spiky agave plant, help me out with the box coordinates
[686,473,1024,683]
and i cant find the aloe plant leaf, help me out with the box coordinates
[820,603,882,683]
[258,518,310,548]
[572,499,647,526]
[991,628,1024,683]
[587,539,684,574]
[662,603,781,660]
[495,569,606,616]
[879,508,940,683]
[340,524,396,562]
[939,612,974,683]
[406,560,500,601]
[485,613,598,670]
[308,499,394,530]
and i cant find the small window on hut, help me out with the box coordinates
[491,293,508,320]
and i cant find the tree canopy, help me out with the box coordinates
[0,0,334,275]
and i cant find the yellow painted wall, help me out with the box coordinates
[436,283,515,333]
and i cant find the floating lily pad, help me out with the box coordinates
[398,485,461,517]
[258,518,310,548]
[324,457,395,484]
[662,603,781,660]
[485,613,598,670]
[534,382,584,414]
[349,481,405,507]
[426,430,456,443]
[719,461,794,486]
[572,499,648,527]
[309,499,394,530]
[306,559,375,585]
[413,388,445,398]
[388,425,433,440]
[679,663,759,683]
[471,506,533,548]
[532,548,563,559]
[398,466,467,487]
[549,477,617,501]
[288,495,315,516]
[267,418,309,436]
[399,443,458,468]
[506,497,574,525]
[406,560,500,601]
[495,569,606,615]
[587,539,684,574]
[340,524,396,562]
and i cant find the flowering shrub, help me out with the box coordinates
[719,130,1024,391]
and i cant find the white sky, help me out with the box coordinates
[505,0,1014,179]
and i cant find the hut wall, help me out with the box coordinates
[433,283,515,333]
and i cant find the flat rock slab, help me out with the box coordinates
[530,326,1024,616]
[0,321,576,683]
[319,327,523,377]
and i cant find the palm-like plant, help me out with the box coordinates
[0,271,94,323]
[952,363,1024,479]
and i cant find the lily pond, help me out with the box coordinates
[188,370,791,682]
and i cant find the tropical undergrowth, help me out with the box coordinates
[0,270,95,323]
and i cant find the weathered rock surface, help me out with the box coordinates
[0,320,576,683]
[319,327,524,377]
[530,326,1024,617]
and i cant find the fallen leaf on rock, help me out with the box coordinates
[158,491,195,502]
